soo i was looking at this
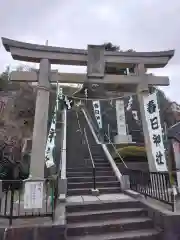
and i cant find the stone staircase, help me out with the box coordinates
[67,148,121,196]
[66,109,121,196]
[66,108,162,239]
[66,198,161,239]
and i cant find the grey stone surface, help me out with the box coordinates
[87,45,105,78]
[30,59,50,178]
[121,175,130,190]
[58,178,67,196]
[67,196,83,204]
[114,134,132,144]
[58,194,66,202]
[125,189,141,198]
[11,71,170,85]
[138,198,180,240]
[66,193,133,205]
[82,195,99,202]
[3,225,65,240]
[2,37,174,68]
[55,203,66,226]
[97,193,132,202]
[35,225,65,240]
[91,188,100,196]
[4,227,34,240]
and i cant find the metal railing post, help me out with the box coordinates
[83,106,127,169]
[93,168,96,190]
[128,169,176,211]
[104,132,128,169]
[9,184,14,226]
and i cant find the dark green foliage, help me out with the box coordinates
[104,42,135,75]
[104,42,120,51]
[0,67,10,91]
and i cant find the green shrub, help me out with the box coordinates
[114,146,147,159]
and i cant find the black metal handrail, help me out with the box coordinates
[104,132,128,168]
[83,128,96,190]
[128,169,175,211]
[82,106,101,141]
[82,106,127,168]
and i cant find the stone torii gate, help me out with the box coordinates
[1,38,174,179]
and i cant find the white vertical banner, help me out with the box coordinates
[45,85,63,168]
[92,100,102,129]
[24,181,44,209]
[116,100,127,135]
[58,87,63,101]
[132,110,139,121]
[143,92,167,172]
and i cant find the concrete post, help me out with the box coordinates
[172,140,180,191]
[116,100,126,136]
[30,59,50,178]
[114,99,132,144]
[58,108,67,201]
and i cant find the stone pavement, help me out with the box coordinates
[0,193,135,240]
[66,191,180,214]
[125,189,178,213]
[66,193,134,205]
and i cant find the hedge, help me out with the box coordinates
[113,146,147,158]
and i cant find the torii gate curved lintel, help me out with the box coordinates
[2,37,174,68]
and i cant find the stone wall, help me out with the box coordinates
[142,202,180,240]
[0,225,65,240]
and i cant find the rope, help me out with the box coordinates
[71,95,130,101]
[36,84,50,92]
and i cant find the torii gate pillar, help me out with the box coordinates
[30,59,50,178]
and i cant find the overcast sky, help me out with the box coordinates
[0,0,180,102]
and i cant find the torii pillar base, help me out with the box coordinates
[114,135,133,144]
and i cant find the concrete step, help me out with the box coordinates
[94,163,111,167]
[67,167,112,172]
[84,155,105,159]
[67,176,117,183]
[88,145,103,149]
[84,158,105,161]
[67,171,115,177]
[67,229,160,240]
[68,181,120,189]
[69,163,110,167]
[94,161,109,165]
[84,150,103,154]
[67,208,147,223]
[66,200,142,213]
[67,217,153,236]
[67,162,108,167]
[67,187,121,196]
